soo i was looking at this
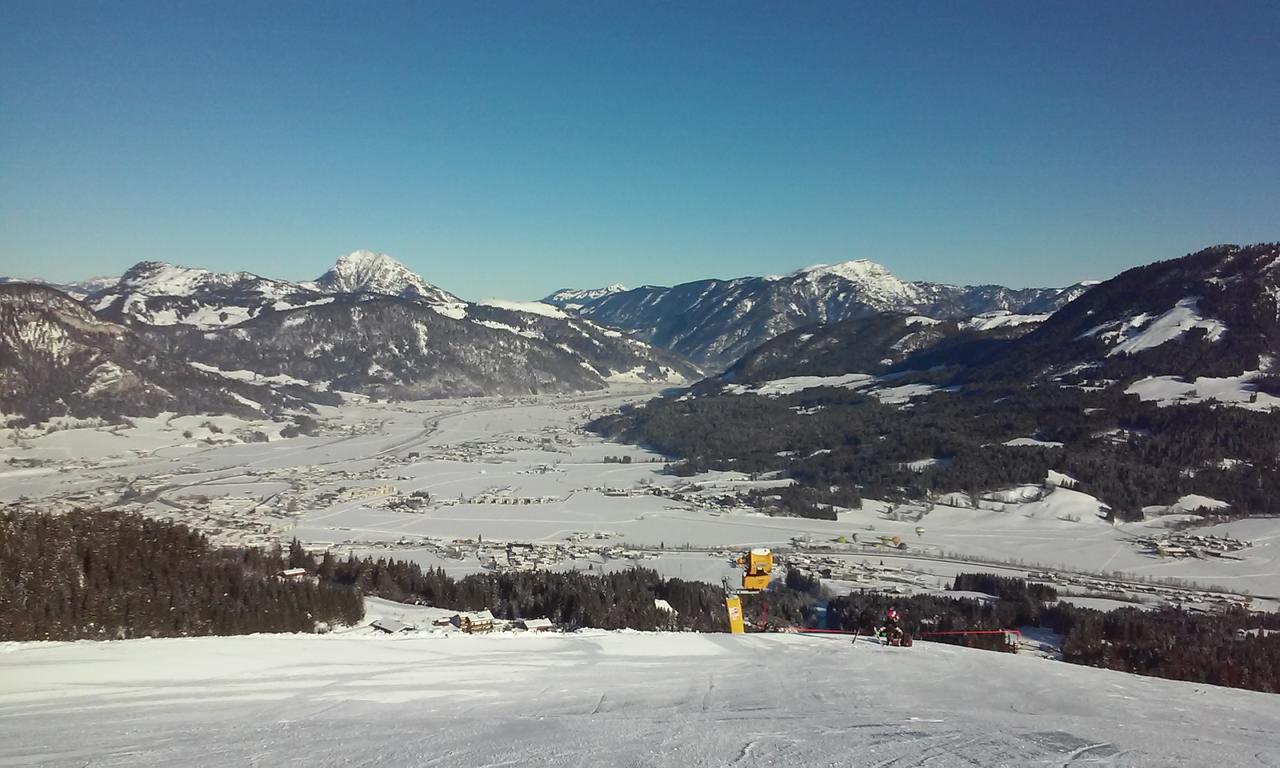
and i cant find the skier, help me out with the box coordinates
[884,605,904,646]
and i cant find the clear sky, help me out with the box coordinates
[2,1,1277,300]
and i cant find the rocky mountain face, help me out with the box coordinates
[720,314,962,385]
[991,243,1280,386]
[137,296,698,401]
[707,243,1280,403]
[311,250,462,306]
[0,284,297,424]
[594,244,1280,519]
[140,298,602,399]
[84,252,468,330]
[546,260,1090,370]
[0,276,118,300]
[543,284,628,310]
[719,309,1054,388]
[463,302,699,385]
[87,261,337,329]
[2,253,698,421]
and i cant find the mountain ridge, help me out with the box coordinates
[2,253,700,422]
[591,243,1280,519]
[544,258,1093,369]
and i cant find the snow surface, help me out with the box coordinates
[430,302,468,320]
[725,373,874,396]
[723,374,943,405]
[315,250,457,304]
[544,284,628,305]
[1055,596,1154,612]
[605,365,684,384]
[4,625,1279,767]
[118,262,238,296]
[1045,470,1079,488]
[1003,437,1065,448]
[189,362,312,387]
[792,258,900,285]
[1102,298,1228,357]
[1014,487,1110,524]
[960,311,1050,332]
[476,319,542,339]
[901,457,951,472]
[478,299,569,318]
[1125,372,1280,411]
[1172,494,1230,513]
[868,382,940,405]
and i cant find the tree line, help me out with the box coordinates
[590,378,1280,519]
[815,574,1280,693]
[7,506,1279,694]
[0,508,363,641]
[316,551,733,631]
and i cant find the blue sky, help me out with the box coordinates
[2,1,1277,300]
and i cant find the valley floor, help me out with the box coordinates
[5,386,1280,607]
[2,622,1278,767]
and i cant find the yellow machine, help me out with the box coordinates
[725,548,772,633]
[725,595,746,634]
[737,548,773,592]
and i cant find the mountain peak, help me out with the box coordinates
[791,259,898,283]
[314,251,458,304]
[543,284,629,307]
[118,261,234,296]
[333,249,395,270]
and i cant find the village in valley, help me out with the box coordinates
[8,385,1275,638]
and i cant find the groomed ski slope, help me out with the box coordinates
[3,628,1279,767]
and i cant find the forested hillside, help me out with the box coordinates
[5,507,1278,693]
[0,509,364,640]
[593,244,1280,519]
[593,382,1280,518]
[320,553,734,632]
[325,555,1280,694]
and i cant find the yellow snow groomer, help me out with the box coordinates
[737,548,773,592]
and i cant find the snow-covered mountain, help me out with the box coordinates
[311,250,462,306]
[1000,242,1280,389]
[58,276,121,299]
[715,308,1059,389]
[85,252,471,330]
[718,314,963,386]
[708,243,1280,394]
[0,275,118,301]
[0,283,297,423]
[598,243,1280,520]
[550,259,1091,369]
[87,261,335,328]
[10,252,699,414]
[542,283,627,309]
[139,295,697,400]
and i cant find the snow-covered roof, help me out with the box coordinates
[455,610,495,623]
[370,618,412,633]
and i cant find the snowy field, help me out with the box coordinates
[4,386,1280,600]
[2,623,1279,767]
